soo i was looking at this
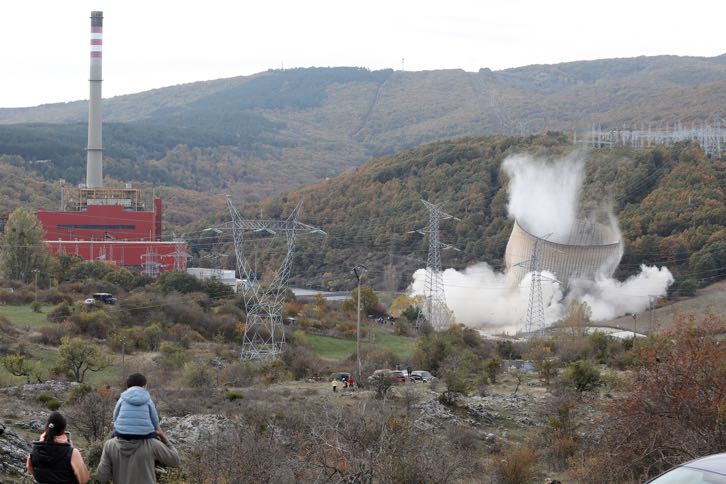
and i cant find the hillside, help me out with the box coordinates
[206,134,726,295]
[0,55,725,201]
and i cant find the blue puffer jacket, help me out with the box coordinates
[113,386,159,436]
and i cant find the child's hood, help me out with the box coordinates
[120,386,151,406]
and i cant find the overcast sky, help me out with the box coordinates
[1,0,724,108]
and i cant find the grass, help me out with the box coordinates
[0,304,52,329]
[305,325,417,361]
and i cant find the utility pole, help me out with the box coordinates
[352,265,367,385]
[32,269,40,304]
[648,295,658,333]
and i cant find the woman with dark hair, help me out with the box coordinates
[26,411,90,484]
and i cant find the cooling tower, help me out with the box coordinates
[86,11,103,188]
[504,219,623,289]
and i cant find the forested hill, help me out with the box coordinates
[0,55,725,201]
[211,134,726,294]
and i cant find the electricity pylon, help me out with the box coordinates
[223,196,325,359]
[525,238,545,337]
[412,199,459,331]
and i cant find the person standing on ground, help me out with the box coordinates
[332,378,338,392]
[95,428,180,484]
[27,411,90,484]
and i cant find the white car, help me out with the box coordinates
[410,370,435,382]
[83,298,96,305]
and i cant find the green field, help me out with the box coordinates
[305,326,417,361]
[0,304,51,328]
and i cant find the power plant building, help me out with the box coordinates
[504,219,623,289]
[37,11,186,274]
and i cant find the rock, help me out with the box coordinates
[0,380,78,400]
[0,420,31,476]
[162,414,232,452]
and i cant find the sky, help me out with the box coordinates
[1,0,724,108]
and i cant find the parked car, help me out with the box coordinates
[92,292,116,305]
[646,452,726,483]
[83,298,96,305]
[367,369,392,382]
[411,370,435,382]
[390,370,407,382]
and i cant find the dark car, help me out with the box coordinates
[646,452,726,483]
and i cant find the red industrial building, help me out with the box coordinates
[38,187,187,275]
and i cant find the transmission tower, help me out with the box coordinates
[412,199,459,331]
[525,238,545,337]
[222,196,325,359]
[170,235,188,272]
[141,249,161,277]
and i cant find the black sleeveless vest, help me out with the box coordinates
[30,440,79,484]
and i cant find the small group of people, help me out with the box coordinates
[27,373,179,484]
[331,374,355,392]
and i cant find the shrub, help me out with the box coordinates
[47,302,73,323]
[493,446,538,484]
[35,322,79,346]
[182,361,215,388]
[562,360,601,392]
[37,394,62,411]
[158,342,189,370]
[224,389,244,401]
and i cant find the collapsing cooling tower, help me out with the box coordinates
[504,219,623,289]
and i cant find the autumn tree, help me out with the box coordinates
[0,207,50,283]
[1,353,44,383]
[578,314,726,482]
[54,337,111,383]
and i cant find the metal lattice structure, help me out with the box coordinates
[414,200,459,331]
[577,120,725,158]
[525,238,545,337]
[223,197,325,359]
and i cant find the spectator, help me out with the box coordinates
[96,428,180,484]
[27,411,90,484]
[331,379,338,393]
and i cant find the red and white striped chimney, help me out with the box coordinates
[86,11,103,188]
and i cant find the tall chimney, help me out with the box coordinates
[86,11,103,188]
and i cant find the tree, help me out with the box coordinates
[348,285,379,314]
[1,353,44,383]
[1,207,50,283]
[54,337,110,383]
[155,270,203,294]
[579,314,726,481]
[559,300,591,338]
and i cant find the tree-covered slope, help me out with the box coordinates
[0,56,724,201]
[215,134,725,295]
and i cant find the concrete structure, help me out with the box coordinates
[505,219,623,289]
[87,11,103,188]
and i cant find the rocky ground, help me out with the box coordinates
[0,373,558,482]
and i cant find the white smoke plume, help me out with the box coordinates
[409,152,674,333]
[568,265,674,321]
[411,264,563,334]
[502,152,584,243]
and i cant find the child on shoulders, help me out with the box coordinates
[113,373,160,439]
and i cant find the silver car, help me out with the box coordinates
[646,453,726,483]
[410,370,435,382]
